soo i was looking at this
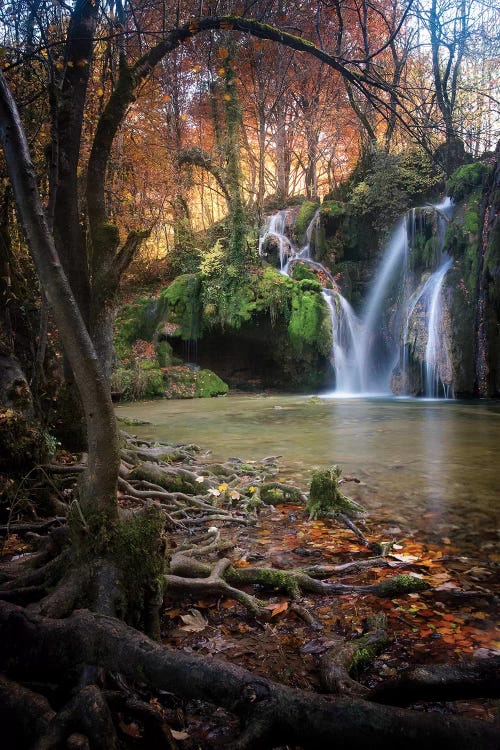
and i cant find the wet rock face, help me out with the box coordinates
[391,273,454,397]
[259,233,293,269]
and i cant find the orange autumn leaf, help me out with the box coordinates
[265,600,289,617]
[221,598,238,608]
[218,48,229,59]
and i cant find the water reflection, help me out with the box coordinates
[116,395,499,553]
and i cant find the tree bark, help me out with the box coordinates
[0,601,497,750]
[0,71,119,529]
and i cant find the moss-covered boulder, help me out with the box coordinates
[162,366,228,399]
[293,201,319,245]
[194,369,229,397]
[158,273,202,341]
[288,282,331,357]
[447,161,493,202]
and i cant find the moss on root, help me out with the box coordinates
[307,466,365,520]
[112,507,167,627]
[375,574,430,597]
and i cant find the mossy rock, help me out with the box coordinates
[162,366,228,399]
[291,263,317,283]
[194,369,229,398]
[159,273,202,341]
[447,161,493,202]
[307,466,365,520]
[288,287,331,356]
[294,201,320,244]
[162,366,197,399]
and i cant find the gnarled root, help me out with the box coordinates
[320,626,390,696]
[0,600,497,750]
[369,656,500,705]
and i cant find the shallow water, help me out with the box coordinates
[116,395,499,552]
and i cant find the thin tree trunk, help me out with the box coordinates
[0,71,119,531]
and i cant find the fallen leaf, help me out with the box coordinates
[171,729,190,740]
[195,475,206,483]
[265,600,289,617]
[389,554,420,563]
[180,609,208,632]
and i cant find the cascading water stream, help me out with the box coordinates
[259,199,454,398]
[322,291,364,393]
[357,219,409,393]
[424,257,453,398]
[258,209,295,272]
[259,210,361,390]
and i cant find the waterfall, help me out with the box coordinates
[322,290,364,393]
[357,219,409,393]
[258,209,296,272]
[259,199,454,398]
[424,258,453,398]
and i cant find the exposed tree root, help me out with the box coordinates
[2,435,498,748]
[167,553,430,609]
[320,624,390,696]
[369,656,500,705]
[0,600,497,750]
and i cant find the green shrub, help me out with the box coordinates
[112,365,165,401]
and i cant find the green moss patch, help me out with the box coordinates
[447,161,493,202]
[294,201,319,244]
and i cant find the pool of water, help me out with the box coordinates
[116,395,499,553]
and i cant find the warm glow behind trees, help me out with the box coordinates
[0,0,498,264]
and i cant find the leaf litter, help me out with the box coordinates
[161,497,499,744]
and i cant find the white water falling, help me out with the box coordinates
[357,220,409,393]
[259,199,454,398]
[258,209,296,272]
[259,210,361,393]
[323,290,364,393]
[424,258,453,397]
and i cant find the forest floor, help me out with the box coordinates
[1,446,498,749]
[158,495,498,746]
